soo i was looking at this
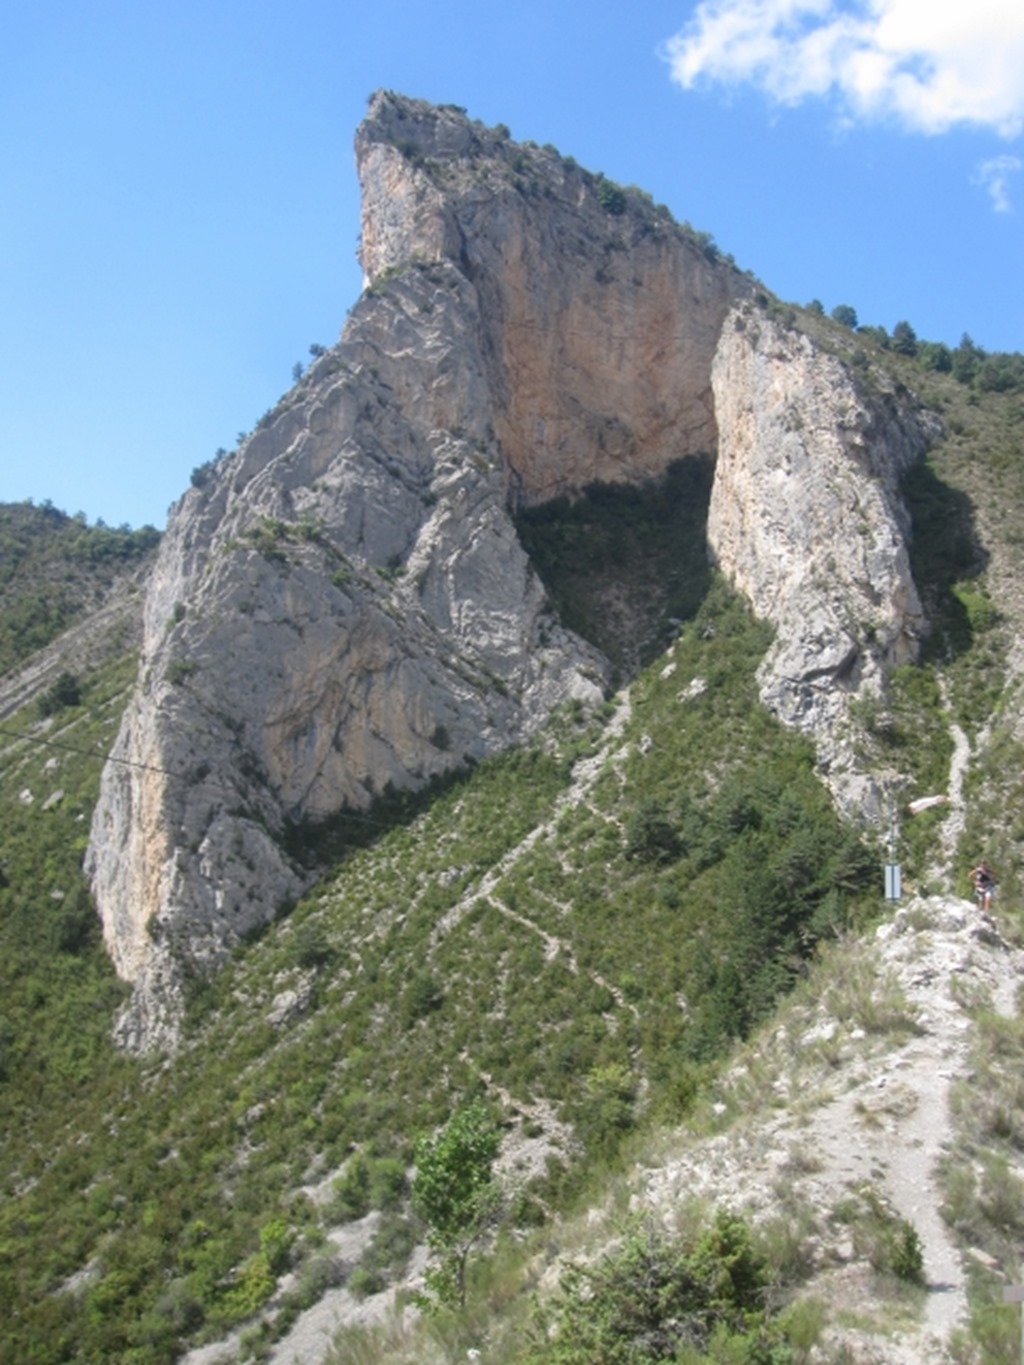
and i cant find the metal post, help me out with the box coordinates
[884,794,901,902]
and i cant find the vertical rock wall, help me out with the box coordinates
[355,92,750,503]
[708,306,938,816]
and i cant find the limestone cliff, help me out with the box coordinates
[355,92,748,504]
[708,305,939,816]
[86,93,750,1051]
[86,93,936,1051]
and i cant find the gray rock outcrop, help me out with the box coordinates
[708,306,939,817]
[86,94,937,1051]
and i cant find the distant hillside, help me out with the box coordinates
[0,501,159,679]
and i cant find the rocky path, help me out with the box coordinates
[800,922,973,1347]
[434,690,632,950]
[640,896,1022,1362]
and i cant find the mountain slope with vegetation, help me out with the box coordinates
[0,571,885,1363]
[0,502,158,679]
[4,100,1024,1364]
[2,410,1022,1359]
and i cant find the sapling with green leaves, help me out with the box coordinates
[411,1100,502,1310]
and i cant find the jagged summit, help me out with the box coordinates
[86,94,934,1051]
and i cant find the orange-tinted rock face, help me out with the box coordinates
[356,92,749,506]
[484,219,733,504]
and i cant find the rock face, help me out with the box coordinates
[86,93,749,1051]
[355,93,748,505]
[708,306,938,817]
[86,93,936,1051]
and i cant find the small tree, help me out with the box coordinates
[624,797,679,864]
[38,670,81,717]
[919,340,952,372]
[892,320,918,356]
[830,303,859,329]
[953,332,986,384]
[595,175,627,216]
[412,1101,502,1309]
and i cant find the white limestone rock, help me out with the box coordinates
[708,307,939,818]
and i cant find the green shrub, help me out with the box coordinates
[259,1217,293,1276]
[291,920,333,969]
[401,972,444,1027]
[37,670,82,716]
[348,1265,385,1299]
[368,1158,409,1211]
[835,1186,924,1284]
[571,1063,636,1157]
[525,1211,782,1362]
[623,797,680,864]
[595,175,627,215]
[328,1155,409,1224]
[884,1219,925,1283]
[218,1252,276,1318]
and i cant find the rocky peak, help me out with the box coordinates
[356,91,751,504]
[86,95,936,1051]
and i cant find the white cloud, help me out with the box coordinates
[664,0,1024,137]
[974,155,1022,212]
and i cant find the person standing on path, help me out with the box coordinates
[968,858,997,913]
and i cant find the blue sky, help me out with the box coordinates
[3,0,1022,529]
